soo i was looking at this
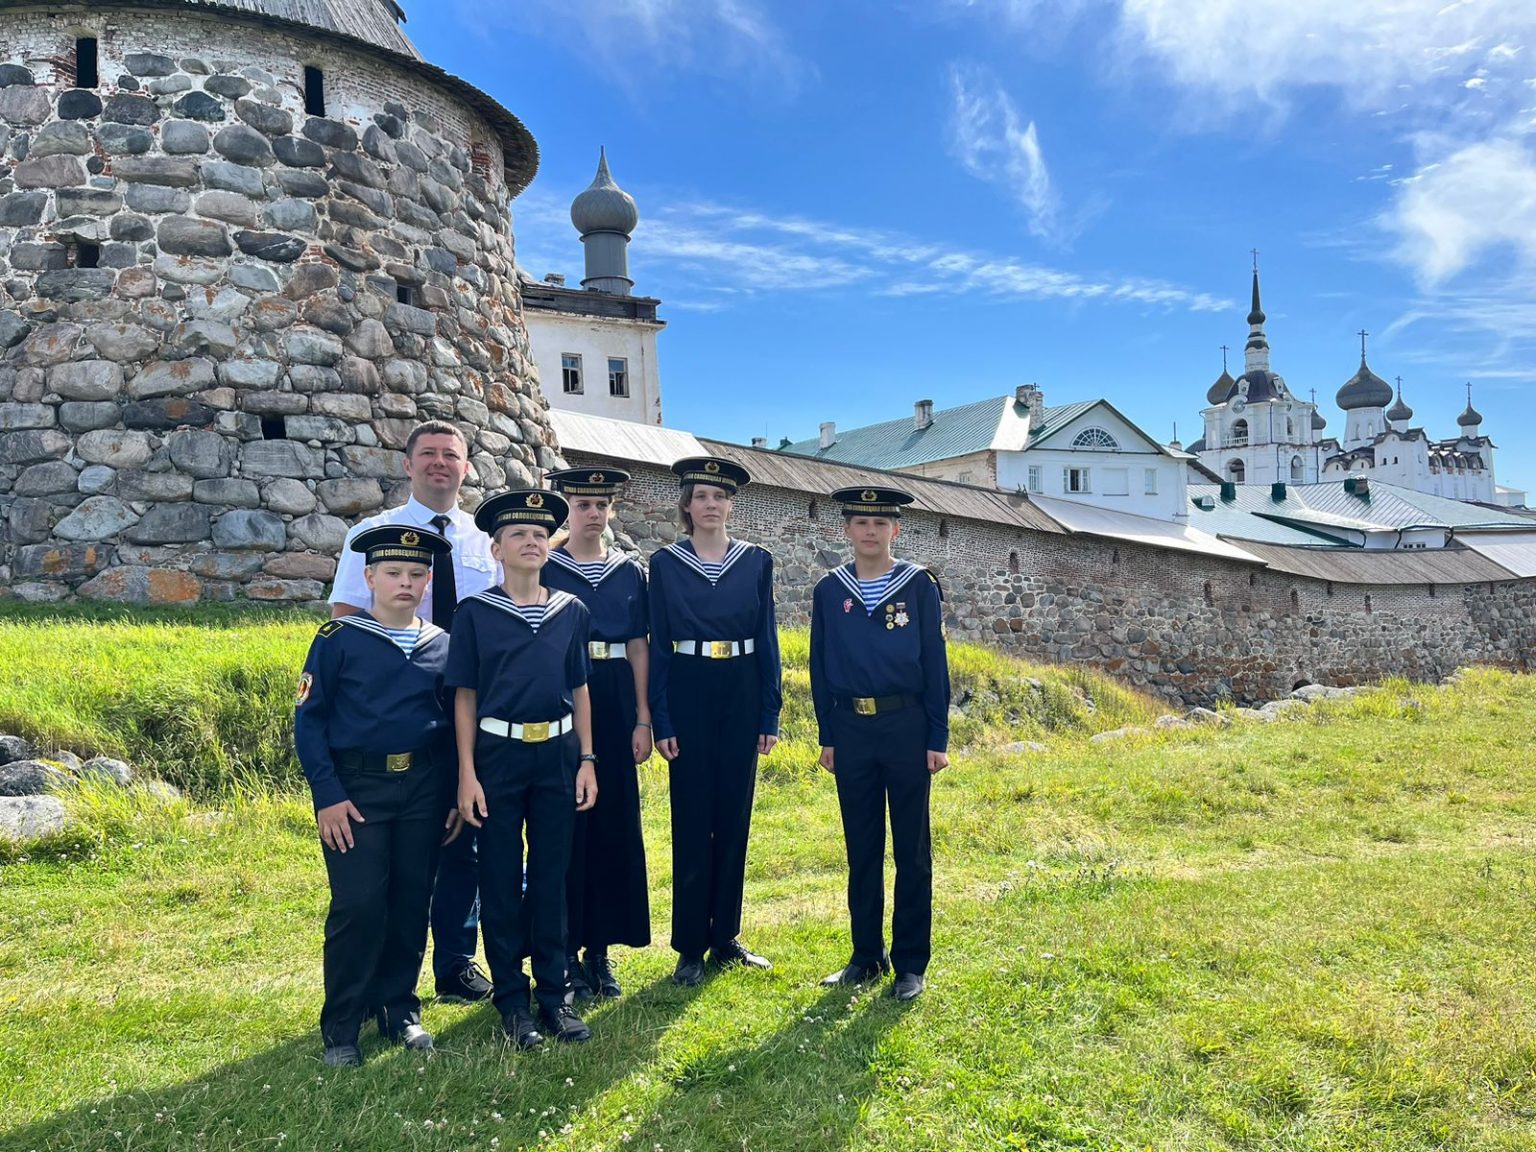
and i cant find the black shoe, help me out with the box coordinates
[390,1023,434,1051]
[503,1009,544,1050]
[540,1004,591,1043]
[672,955,706,987]
[587,952,622,998]
[710,939,772,972]
[437,961,493,1004]
[322,1044,362,1068]
[820,958,889,987]
[567,955,595,1001]
[892,972,925,1001]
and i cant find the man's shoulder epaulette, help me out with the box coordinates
[317,619,345,638]
[925,569,945,600]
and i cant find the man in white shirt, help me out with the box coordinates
[330,420,499,1004]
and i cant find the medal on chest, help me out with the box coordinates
[885,602,910,630]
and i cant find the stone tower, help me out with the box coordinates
[0,0,561,605]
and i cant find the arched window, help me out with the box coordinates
[1228,458,1246,483]
[1229,419,1249,447]
[1071,427,1119,449]
[1290,456,1303,482]
[1286,418,1295,438]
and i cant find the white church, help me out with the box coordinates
[1190,267,1519,507]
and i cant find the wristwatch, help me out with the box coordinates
[579,753,598,764]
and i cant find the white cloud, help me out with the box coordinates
[514,187,1227,312]
[461,0,805,92]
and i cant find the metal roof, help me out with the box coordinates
[1031,496,1264,565]
[1189,480,1535,535]
[29,0,539,193]
[1187,488,1357,547]
[547,408,705,468]
[1456,532,1536,578]
[698,439,1065,534]
[1234,541,1518,585]
[783,395,1018,470]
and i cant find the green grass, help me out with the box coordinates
[0,606,1155,796]
[2,609,1535,1150]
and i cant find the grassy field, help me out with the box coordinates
[2,608,1535,1150]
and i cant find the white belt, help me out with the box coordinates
[478,714,574,743]
[674,639,755,659]
[588,641,628,660]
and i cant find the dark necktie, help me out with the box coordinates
[430,514,458,631]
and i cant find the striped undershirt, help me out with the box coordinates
[380,624,422,657]
[574,560,608,584]
[856,570,896,614]
[698,559,724,582]
[508,602,547,631]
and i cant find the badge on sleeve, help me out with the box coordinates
[843,598,853,613]
[296,672,313,706]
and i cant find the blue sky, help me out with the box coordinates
[417,1,1533,497]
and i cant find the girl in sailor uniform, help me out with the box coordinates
[293,525,460,1067]
[543,468,652,1000]
[648,456,782,986]
[809,487,950,1003]
[448,489,599,1048]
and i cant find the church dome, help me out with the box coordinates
[571,149,639,237]
[1311,409,1327,431]
[1337,358,1392,410]
[1387,395,1413,422]
[1206,370,1236,405]
[1458,402,1483,427]
[1239,369,1284,403]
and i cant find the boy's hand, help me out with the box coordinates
[316,800,364,852]
[575,764,598,811]
[459,777,488,827]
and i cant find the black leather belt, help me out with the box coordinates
[334,749,421,774]
[834,693,918,716]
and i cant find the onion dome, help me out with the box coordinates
[1458,402,1483,427]
[1387,394,1413,423]
[571,148,639,237]
[1337,356,1392,410]
[1311,409,1327,431]
[1207,369,1237,405]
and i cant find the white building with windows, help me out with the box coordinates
[782,384,1192,521]
[521,150,665,425]
[1189,269,1327,488]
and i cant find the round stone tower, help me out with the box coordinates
[0,0,561,605]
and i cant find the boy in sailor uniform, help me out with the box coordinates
[449,489,599,1047]
[810,486,950,1002]
[294,525,460,1067]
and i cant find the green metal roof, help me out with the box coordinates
[783,395,1018,469]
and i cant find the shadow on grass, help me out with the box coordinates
[619,983,908,1152]
[0,975,698,1152]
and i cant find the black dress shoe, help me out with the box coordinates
[567,955,595,1001]
[672,955,706,987]
[322,1044,362,1068]
[392,1023,434,1051]
[503,1009,544,1050]
[710,939,772,971]
[892,972,925,1001]
[820,959,888,987]
[539,1004,591,1043]
[437,961,493,1004]
[587,952,622,998]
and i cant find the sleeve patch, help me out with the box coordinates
[317,620,344,638]
[295,672,314,705]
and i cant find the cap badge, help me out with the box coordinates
[704,461,721,474]
[861,490,877,502]
[589,472,605,484]
[400,530,420,547]
[527,493,545,508]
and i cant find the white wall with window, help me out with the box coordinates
[997,407,1189,521]
[525,310,662,425]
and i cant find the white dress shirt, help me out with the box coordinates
[329,496,501,622]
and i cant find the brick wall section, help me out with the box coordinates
[0,8,560,605]
[572,451,1536,706]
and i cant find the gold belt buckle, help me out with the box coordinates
[521,721,551,743]
[853,697,877,716]
[710,640,733,659]
[386,752,413,773]
[589,641,608,660]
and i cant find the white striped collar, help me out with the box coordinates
[468,587,578,631]
[547,547,629,588]
[664,538,750,585]
[339,614,445,656]
[830,560,923,614]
